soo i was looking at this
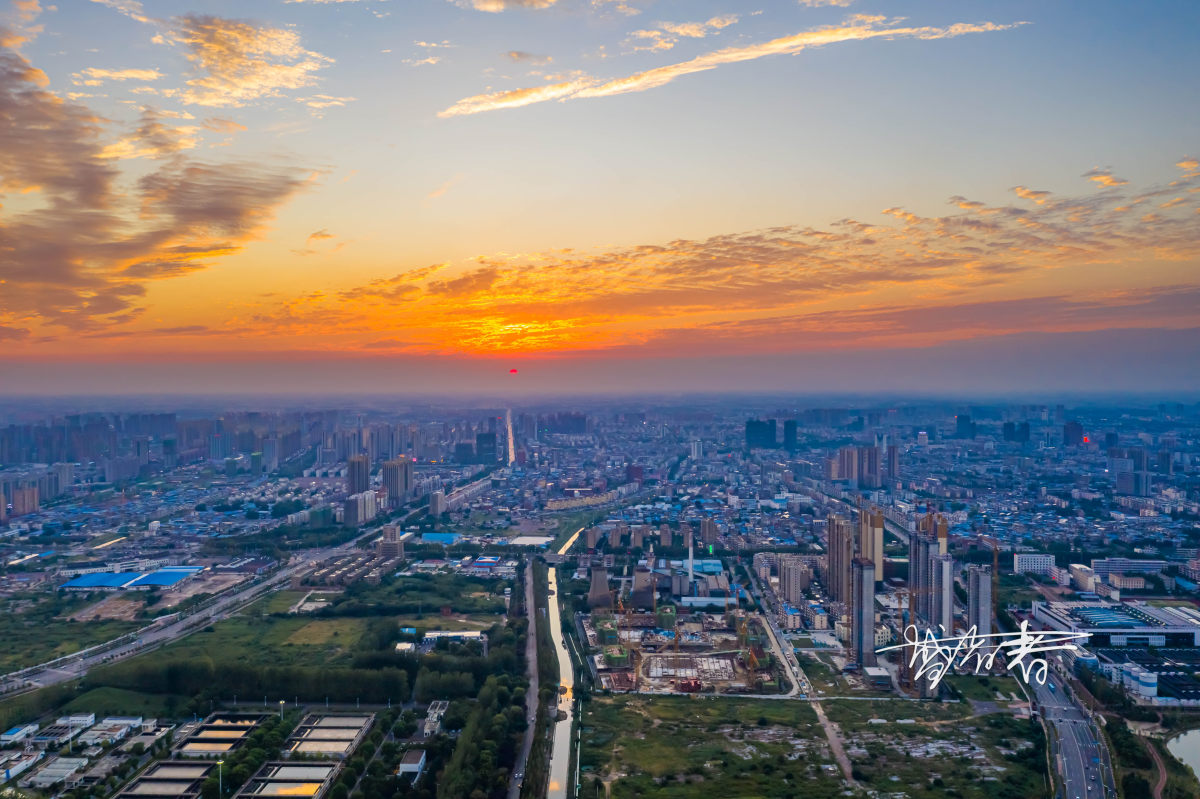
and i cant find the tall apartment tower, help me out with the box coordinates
[700,518,719,546]
[857,507,885,584]
[930,554,956,635]
[967,564,993,636]
[851,557,877,667]
[382,458,414,508]
[347,454,370,496]
[910,513,949,625]
[827,514,855,604]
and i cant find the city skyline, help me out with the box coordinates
[1,0,1198,394]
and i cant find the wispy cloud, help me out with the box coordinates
[628,14,738,52]
[457,0,561,12]
[72,66,162,86]
[440,15,1026,117]
[506,50,552,65]
[240,158,1200,355]
[1083,166,1129,187]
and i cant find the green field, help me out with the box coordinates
[149,614,367,667]
[0,594,139,671]
[579,695,846,799]
[250,590,312,615]
[943,674,1024,703]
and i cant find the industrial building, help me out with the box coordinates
[1032,601,1200,648]
[116,761,213,799]
[284,715,372,759]
[234,762,341,799]
[174,714,265,758]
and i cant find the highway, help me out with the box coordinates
[1032,678,1116,799]
[545,527,583,799]
[0,532,378,696]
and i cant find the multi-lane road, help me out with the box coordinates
[1,534,376,696]
[1033,678,1116,799]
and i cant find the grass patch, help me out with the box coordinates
[283,618,366,646]
[0,594,139,671]
[579,694,842,799]
[943,675,1023,703]
[251,590,311,615]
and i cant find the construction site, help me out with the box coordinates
[581,606,784,694]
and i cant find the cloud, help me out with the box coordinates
[241,158,1200,356]
[798,0,854,7]
[72,66,162,85]
[99,106,199,159]
[506,50,552,65]
[458,0,561,11]
[2,0,44,48]
[1012,186,1049,204]
[0,41,313,331]
[201,116,246,133]
[628,16,739,52]
[426,175,461,201]
[441,14,1024,116]
[304,93,356,109]
[151,14,332,107]
[1083,167,1129,187]
[307,229,335,243]
[592,0,639,15]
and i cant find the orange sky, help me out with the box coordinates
[1,0,1198,393]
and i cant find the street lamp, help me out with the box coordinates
[217,759,224,797]
[279,699,285,719]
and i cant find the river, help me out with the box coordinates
[1167,728,1200,781]
[546,527,583,799]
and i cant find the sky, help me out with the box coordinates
[0,0,1198,395]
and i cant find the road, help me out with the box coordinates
[1033,679,1116,799]
[545,527,583,799]
[0,529,381,695]
[509,556,538,799]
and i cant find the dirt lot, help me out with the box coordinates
[70,595,144,621]
[155,572,248,608]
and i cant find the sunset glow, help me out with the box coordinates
[1,0,1197,393]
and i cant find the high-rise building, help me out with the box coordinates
[930,554,955,635]
[836,446,859,486]
[347,454,370,495]
[475,432,498,463]
[382,458,414,508]
[851,558,877,667]
[886,444,900,481]
[344,490,377,527]
[910,513,948,626]
[1063,421,1084,447]
[262,436,279,473]
[745,418,777,449]
[778,556,812,605]
[690,440,703,460]
[783,420,798,453]
[857,507,884,584]
[827,514,855,604]
[967,564,992,636]
[858,445,881,489]
[700,518,719,546]
[954,415,976,439]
